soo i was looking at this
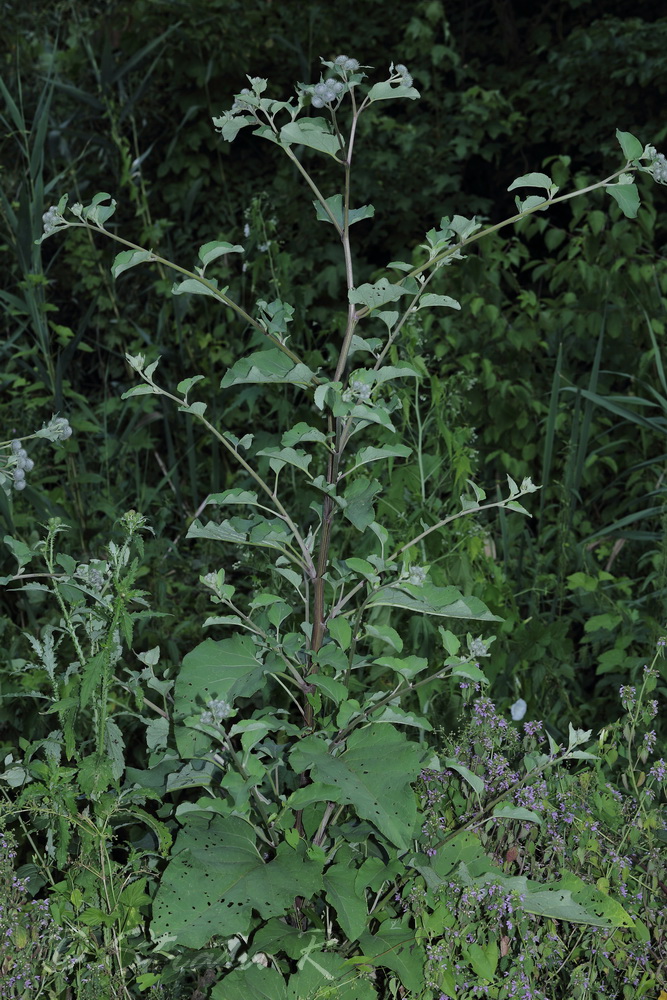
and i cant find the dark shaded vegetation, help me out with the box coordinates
[0,1,665,996]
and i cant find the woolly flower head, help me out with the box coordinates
[311,77,344,109]
[201,698,233,726]
[8,439,34,492]
[334,54,360,73]
[389,61,413,88]
[642,145,667,184]
[343,379,372,402]
[36,414,73,443]
[42,204,66,236]
[468,636,490,658]
[652,152,667,184]
[407,564,428,586]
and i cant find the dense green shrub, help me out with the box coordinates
[1,5,667,997]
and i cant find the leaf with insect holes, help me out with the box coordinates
[367,80,420,102]
[152,813,323,949]
[415,293,460,311]
[349,279,409,311]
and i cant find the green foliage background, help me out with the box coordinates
[3,0,666,732]
[1,2,667,996]
[0,0,665,842]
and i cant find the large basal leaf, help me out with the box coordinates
[220,348,316,388]
[366,583,501,622]
[211,954,376,1000]
[152,813,323,949]
[287,952,377,1000]
[358,919,425,994]
[249,917,325,960]
[491,870,635,928]
[411,833,633,929]
[323,861,369,941]
[289,725,425,850]
[211,965,288,1000]
[174,636,271,756]
[409,831,492,895]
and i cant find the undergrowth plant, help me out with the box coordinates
[3,53,666,998]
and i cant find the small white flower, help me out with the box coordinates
[510,698,527,721]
